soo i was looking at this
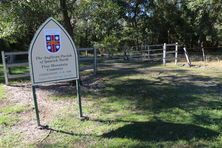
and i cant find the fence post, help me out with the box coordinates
[148,45,150,60]
[163,43,166,65]
[175,42,178,65]
[1,51,9,85]
[140,45,143,61]
[183,46,191,67]
[94,48,97,75]
[129,47,132,60]
[201,43,206,62]
[85,50,88,57]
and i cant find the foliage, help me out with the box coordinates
[0,0,222,51]
[95,35,120,55]
[0,0,57,51]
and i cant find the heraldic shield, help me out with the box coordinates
[45,29,61,53]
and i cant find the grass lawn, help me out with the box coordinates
[0,61,222,147]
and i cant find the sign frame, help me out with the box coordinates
[28,17,84,127]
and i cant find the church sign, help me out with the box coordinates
[29,17,79,85]
[29,17,83,127]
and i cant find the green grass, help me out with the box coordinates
[0,104,26,114]
[0,103,28,146]
[0,115,19,126]
[10,66,29,74]
[1,61,222,147]
[0,104,27,126]
[36,62,222,147]
[0,132,22,147]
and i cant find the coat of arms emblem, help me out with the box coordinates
[44,29,61,53]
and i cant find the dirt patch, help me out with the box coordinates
[2,73,103,145]
[3,82,71,144]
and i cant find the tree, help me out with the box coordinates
[0,0,56,50]
[187,0,222,46]
[1,0,222,52]
[60,0,74,38]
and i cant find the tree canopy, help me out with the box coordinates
[0,0,222,52]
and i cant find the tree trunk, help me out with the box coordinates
[60,0,79,86]
[60,0,74,38]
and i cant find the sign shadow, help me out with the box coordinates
[102,120,219,142]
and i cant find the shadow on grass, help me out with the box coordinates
[97,61,188,80]
[100,74,222,111]
[102,120,219,141]
[37,119,219,143]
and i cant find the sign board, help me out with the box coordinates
[29,17,79,85]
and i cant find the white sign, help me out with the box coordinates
[29,17,79,85]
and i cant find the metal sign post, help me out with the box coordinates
[76,79,83,118]
[32,86,41,126]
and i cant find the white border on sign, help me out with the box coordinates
[28,17,79,86]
